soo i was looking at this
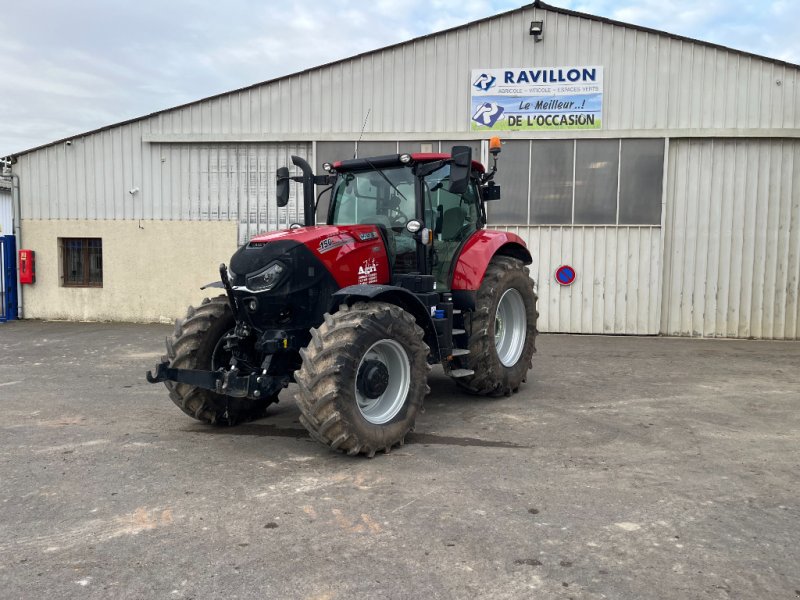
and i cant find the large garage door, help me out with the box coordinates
[489,139,665,335]
[662,139,800,339]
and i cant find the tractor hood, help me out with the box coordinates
[230,225,390,289]
[246,225,346,248]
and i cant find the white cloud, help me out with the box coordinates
[611,0,726,29]
[1,0,797,156]
[565,0,800,62]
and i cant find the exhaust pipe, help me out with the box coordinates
[290,155,316,227]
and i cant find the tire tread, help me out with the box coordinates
[454,256,538,396]
[295,302,430,457]
[164,295,277,425]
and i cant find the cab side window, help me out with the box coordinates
[424,166,480,290]
[425,167,479,242]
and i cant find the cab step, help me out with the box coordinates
[452,328,466,336]
[450,348,470,357]
[449,368,475,378]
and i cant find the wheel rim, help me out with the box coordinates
[355,339,411,425]
[495,288,527,367]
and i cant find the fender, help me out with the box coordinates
[330,284,439,357]
[451,230,532,291]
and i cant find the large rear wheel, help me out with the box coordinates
[454,256,538,396]
[164,295,277,425]
[294,302,430,457]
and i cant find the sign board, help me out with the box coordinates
[471,66,603,131]
[555,265,576,286]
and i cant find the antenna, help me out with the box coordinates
[354,108,371,158]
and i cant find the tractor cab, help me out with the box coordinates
[277,143,500,292]
[324,152,487,291]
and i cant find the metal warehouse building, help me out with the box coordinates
[3,0,799,338]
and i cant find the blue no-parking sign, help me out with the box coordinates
[555,265,576,286]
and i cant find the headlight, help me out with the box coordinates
[245,261,286,292]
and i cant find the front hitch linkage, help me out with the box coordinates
[146,361,278,399]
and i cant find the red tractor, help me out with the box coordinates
[147,140,538,457]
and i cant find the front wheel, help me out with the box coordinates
[455,256,538,396]
[294,302,430,457]
[164,296,278,425]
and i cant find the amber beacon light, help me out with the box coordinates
[489,137,502,155]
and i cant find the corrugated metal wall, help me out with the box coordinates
[495,225,662,334]
[13,4,798,227]
[171,143,310,244]
[662,138,800,339]
[16,141,309,236]
[150,6,798,136]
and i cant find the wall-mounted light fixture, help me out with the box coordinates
[529,20,544,42]
[128,186,144,229]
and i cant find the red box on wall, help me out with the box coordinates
[19,249,35,284]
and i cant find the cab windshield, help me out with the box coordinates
[330,166,418,272]
[330,167,415,227]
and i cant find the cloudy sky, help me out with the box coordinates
[1,0,797,157]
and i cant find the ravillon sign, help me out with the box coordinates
[471,66,603,131]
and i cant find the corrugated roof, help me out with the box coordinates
[7,0,798,159]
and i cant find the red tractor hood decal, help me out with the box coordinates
[249,225,390,289]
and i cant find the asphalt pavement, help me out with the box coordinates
[1,320,798,599]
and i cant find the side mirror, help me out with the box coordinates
[448,145,472,195]
[276,166,290,207]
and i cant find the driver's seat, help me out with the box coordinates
[441,206,466,241]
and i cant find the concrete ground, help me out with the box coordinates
[0,321,798,600]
